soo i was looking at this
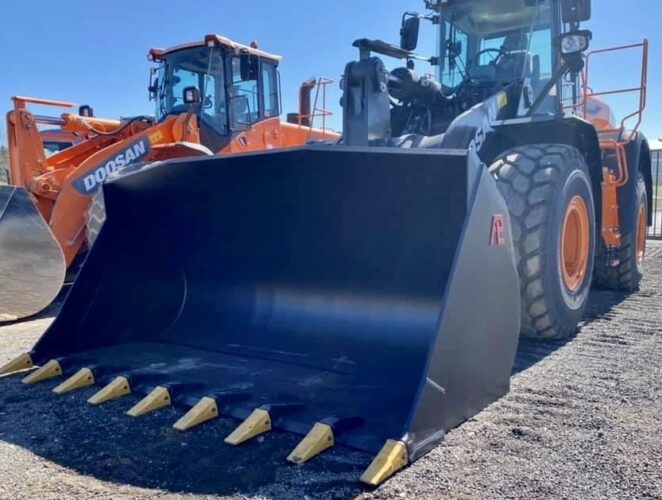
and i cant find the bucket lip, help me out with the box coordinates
[104,144,473,197]
[112,144,472,175]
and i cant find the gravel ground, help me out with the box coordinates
[0,242,660,500]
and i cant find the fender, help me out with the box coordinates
[479,114,603,222]
[618,132,652,233]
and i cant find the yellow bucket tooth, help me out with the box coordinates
[87,376,131,405]
[52,368,95,395]
[360,439,408,486]
[173,396,219,431]
[0,353,34,375]
[21,359,62,385]
[126,386,171,417]
[287,422,334,464]
[224,408,271,445]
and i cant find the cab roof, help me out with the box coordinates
[149,34,282,62]
[437,0,553,36]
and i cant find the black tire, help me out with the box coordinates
[85,187,106,247]
[593,173,647,291]
[489,144,596,340]
[85,161,152,247]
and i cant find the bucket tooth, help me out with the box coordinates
[87,376,131,405]
[360,439,408,486]
[287,422,334,464]
[225,408,271,445]
[21,359,62,385]
[126,386,171,417]
[0,353,34,375]
[173,396,218,431]
[52,368,95,395]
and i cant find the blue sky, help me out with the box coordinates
[1,0,660,143]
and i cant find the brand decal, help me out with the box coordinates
[468,100,497,152]
[490,214,506,246]
[72,138,150,194]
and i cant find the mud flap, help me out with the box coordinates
[18,145,520,473]
[0,186,65,321]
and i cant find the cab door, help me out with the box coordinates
[225,56,282,153]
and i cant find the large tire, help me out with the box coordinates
[489,144,596,340]
[593,173,647,291]
[85,187,106,247]
[85,161,152,247]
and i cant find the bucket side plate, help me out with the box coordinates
[0,186,65,321]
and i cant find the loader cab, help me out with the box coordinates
[149,36,281,150]
[436,0,559,114]
[346,0,591,142]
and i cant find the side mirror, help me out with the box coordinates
[561,0,591,23]
[240,53,259,81]
[183,86,201,105]
[148,68,159,101]
[400,14,420,51]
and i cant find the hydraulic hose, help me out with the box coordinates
[83,115,154,136]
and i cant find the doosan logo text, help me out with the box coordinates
[72,138,150,194]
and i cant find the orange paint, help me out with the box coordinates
[561,196,590,292]
[7,35,339,275]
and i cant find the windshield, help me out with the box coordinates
[439,0,554,91]
[155,46,228,136]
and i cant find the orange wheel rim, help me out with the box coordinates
[636,203,647,265]
[561,196,590,292]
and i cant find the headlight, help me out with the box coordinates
[560,30,592,55]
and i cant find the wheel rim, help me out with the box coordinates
[561,195,590,292]
[636,202,647,266]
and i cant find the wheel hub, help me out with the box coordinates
[561,195,590,292]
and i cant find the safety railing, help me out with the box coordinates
[582,41,648,189]
[295,77,334,138]
[649,148,662,240]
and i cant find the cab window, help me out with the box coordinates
[441,22,469,88]
[170,68,199,113]
[261,62,279,118]
[230,57,259,130]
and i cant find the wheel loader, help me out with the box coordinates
[1,35,337,321]
[0,0,652,487]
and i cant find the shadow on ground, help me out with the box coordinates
[0,286,636,498]
[0,285,70,327]
[0,373,370,499]
[512,287,631,375]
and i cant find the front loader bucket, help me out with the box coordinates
[11,146,520,483]
[0,186,65,321]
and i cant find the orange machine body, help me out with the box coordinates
[6,35,338,270]
[581,40,649,250]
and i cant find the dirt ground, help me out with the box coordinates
[0,242,660,500]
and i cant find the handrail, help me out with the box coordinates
[296,77,334,138]
[12,96,75,109]
[582,39,648,142]
[581,40,648,187]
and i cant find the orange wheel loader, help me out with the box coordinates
[1,0,652,488]
[1,34,338,321]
